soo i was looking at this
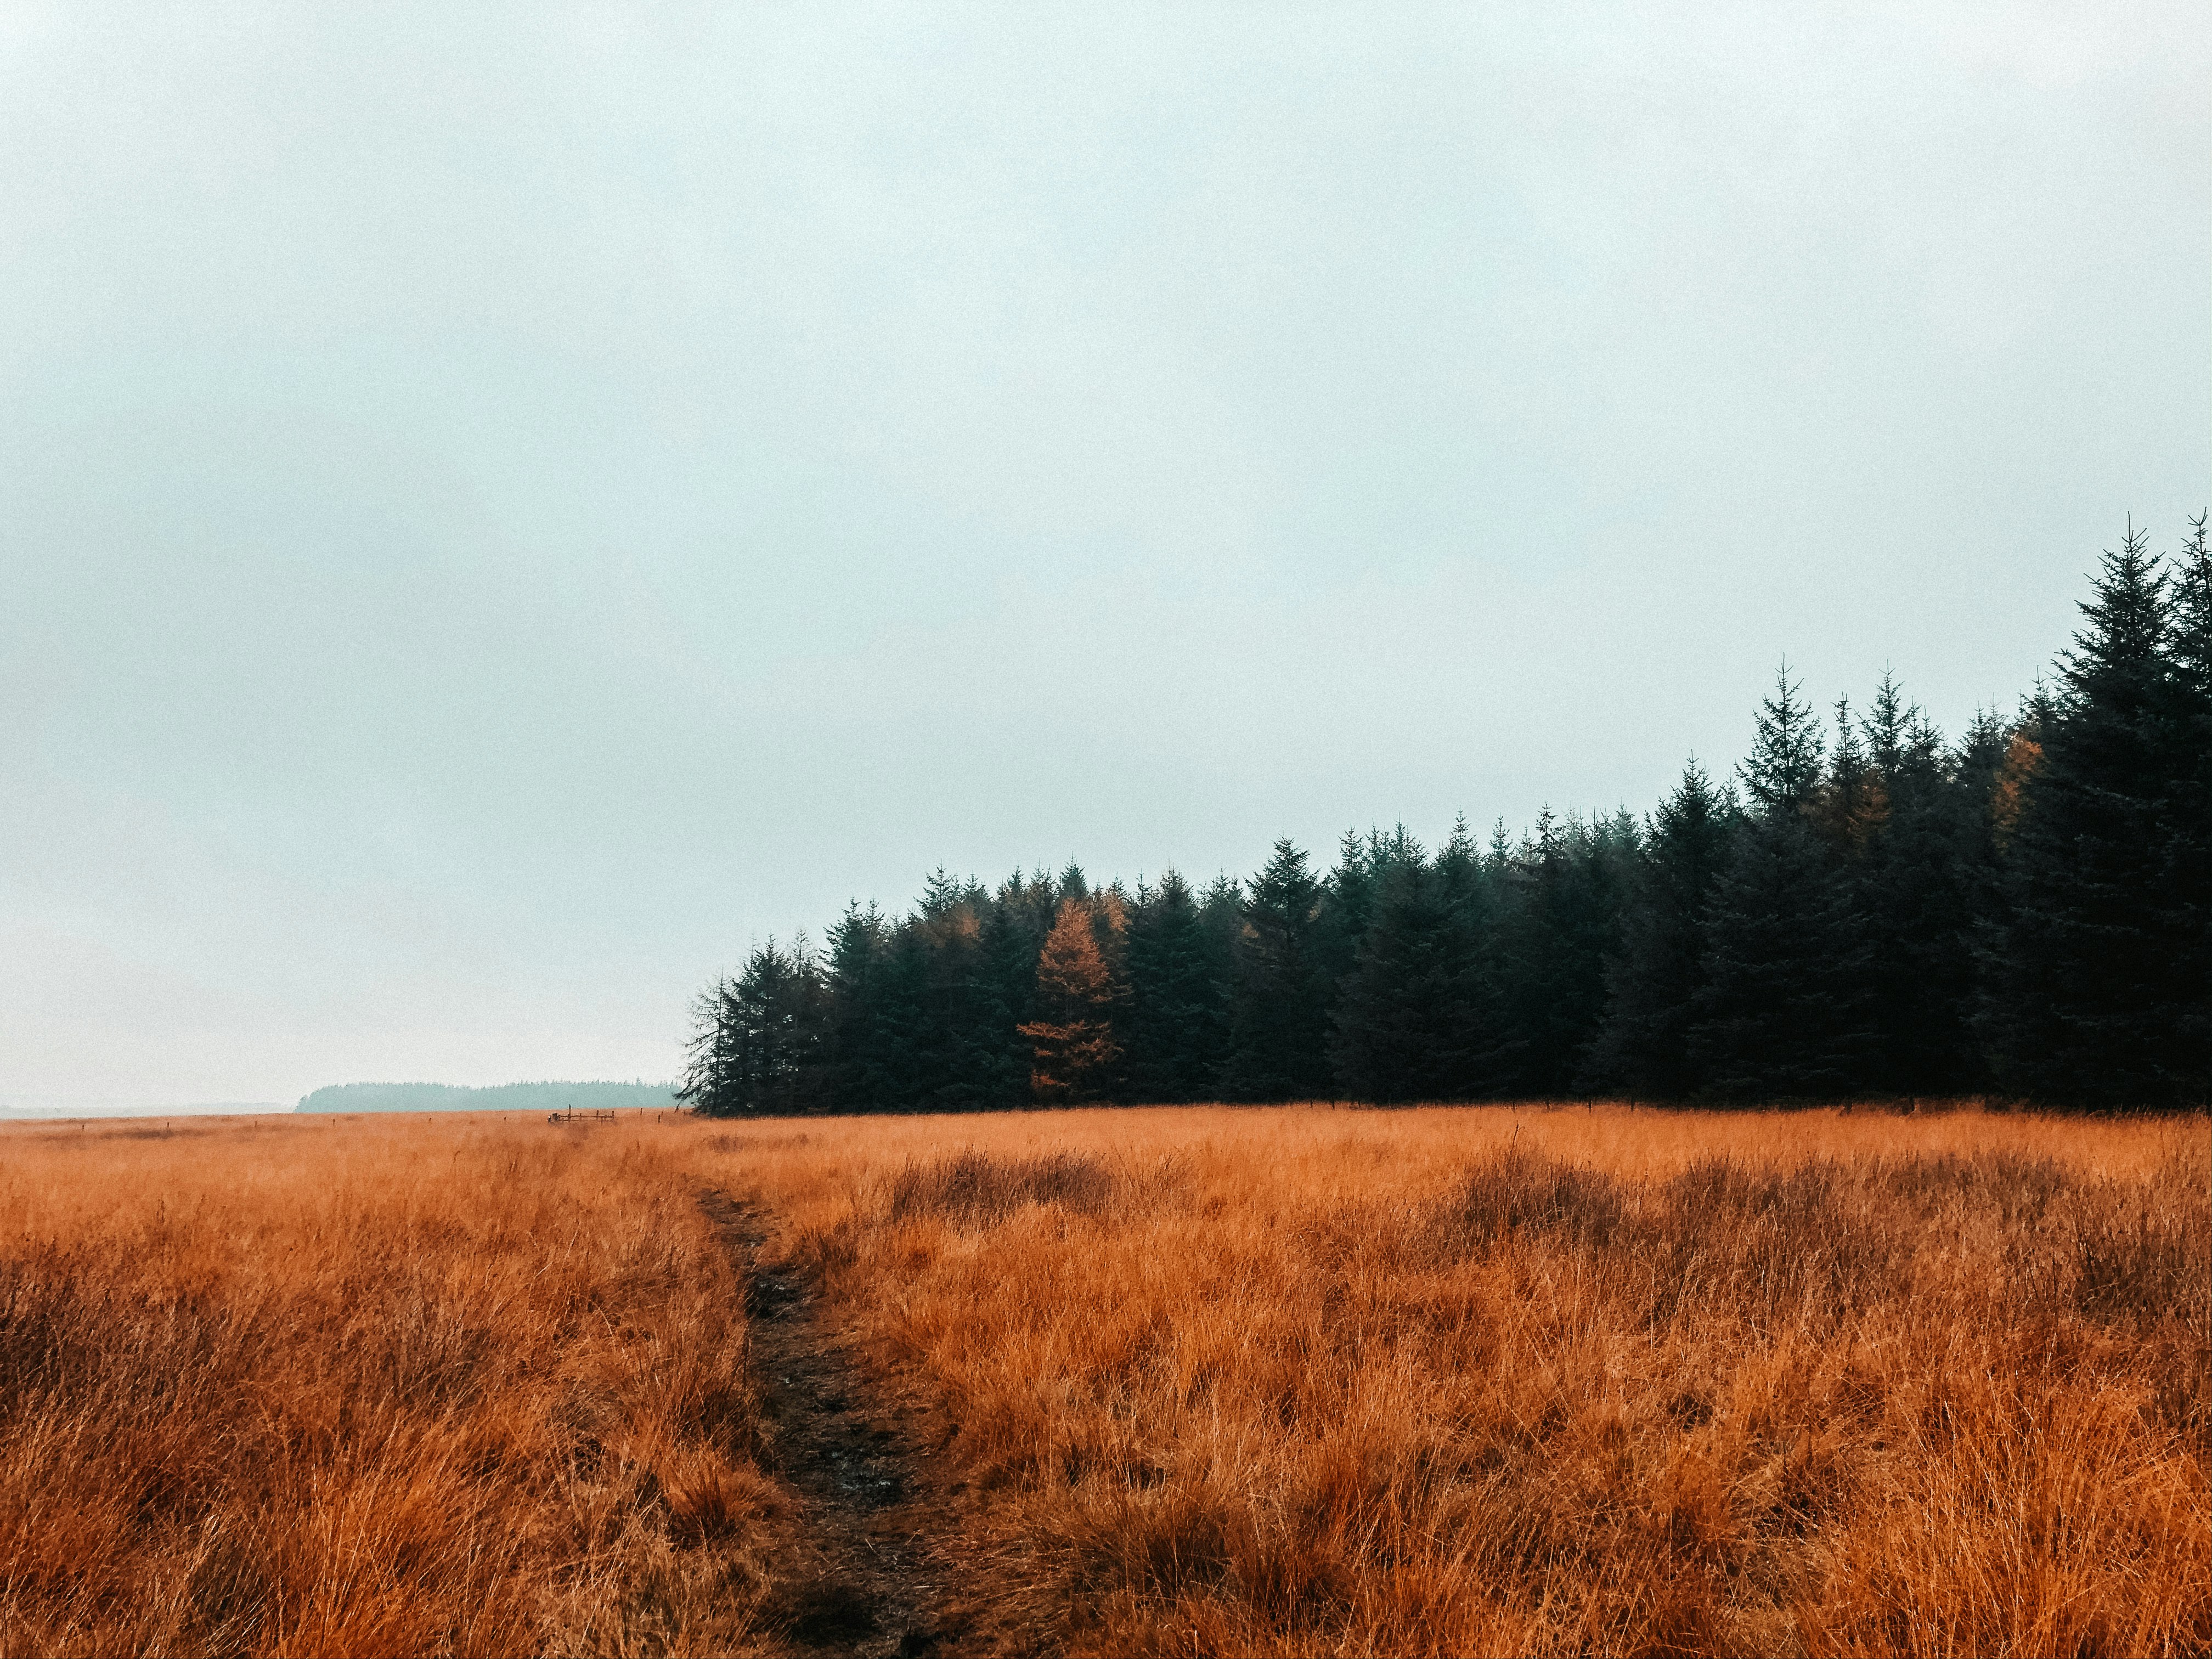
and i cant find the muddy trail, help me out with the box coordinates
[700,1189,966,1659]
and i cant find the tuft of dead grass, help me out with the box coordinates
[0,1114,782,1658]
[887,1150,1119,1228]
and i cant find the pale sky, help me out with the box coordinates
[3,3,2206,1109]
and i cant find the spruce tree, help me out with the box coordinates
[1985,526,2204,1105]
[1088,883,1136,1098]
[679,939,830,1115]
[1853,679,1991,1094]
[1484,811,1628,1096]
[979,875,1052,1108]
[1329,831,1485,1102]
[1125,871,1228,1102]
[1465,821,1528,1093]
[1316,829,1379,1005]
[1222,840,1333,1101]
[2160,517,2211,1097]
[1196,873,1244,1088]
[1815,696,1880,849]
[1434,814,1505,1097]
[915,879,1012,1111]
[822,902,890,1110]
[1691,668,1878,1099]
[676,975,745,1117]
[1584,760,1731,1096]
[1564,813,1639,1082]
[868,922,933,1110]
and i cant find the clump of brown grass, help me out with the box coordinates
[0,1114,780,1658]
[887,1150,1118,1228]
[712,1104,2211,1658]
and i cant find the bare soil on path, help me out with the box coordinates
[699,1189,968,1659]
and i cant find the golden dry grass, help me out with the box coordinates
[0,1113,781,1658]
[711,1104,2212,1658]
[2,1103,2204,1658]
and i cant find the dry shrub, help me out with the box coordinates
[2067,1149,2210,1327]
[707,1104,2211,1658]
[0,1115,782,1658]
[1440,1145,1628,1249]
[887,1150,1118,1228]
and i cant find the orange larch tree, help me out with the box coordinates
[1018,896,1123,1103]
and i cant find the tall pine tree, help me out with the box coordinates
[1984,526,2205,1105]
[1330,830,1485,1102]
[679,938,830,1116]
[1223,840,1334,1101]
[821,902,891,1110]
[1124,871,1229,1101]
[1486,811,1628,1096]
[1853,677,1993,1094]
[1584,760,1733,1096]
[1691,668,1878,1099]
[2161,518,2211,1098]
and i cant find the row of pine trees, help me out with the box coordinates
[682,524,2209,1114]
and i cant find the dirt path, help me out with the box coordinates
[699,1189,960,1659]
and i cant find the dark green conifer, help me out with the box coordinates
[1434,814,1504,1097]
[822,902,890,1110]
[1815,696,1880,849]
[1316,829,1378,1001]
[1583,760,1732,1096]
[1124,871,1228,1101]
[1984,525,2204,1105]
[867,922,933,1110]
[1222,840,1333,1101]
[912,876,1012,1110]
[1330,828,1487,1102]
[2160,517,2211,1096]
[1691,668,1878,1098]
[1853,679,1993,1093]
[676,975,746,1118]
[980,874,1054,1107]
[1485,811,1629,1096]
[678,938,830,1115]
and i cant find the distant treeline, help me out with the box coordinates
[297,1081,680,1114]
[683,524,2209,1115]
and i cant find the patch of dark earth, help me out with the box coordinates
[700,1189,970,1659]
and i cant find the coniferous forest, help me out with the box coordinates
[682,523,2211,1115]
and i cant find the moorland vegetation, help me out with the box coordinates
[729,1104,2209,1657]
[0,1116,778,1656]
[4,1106,2200,1657]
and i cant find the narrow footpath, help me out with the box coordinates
[698,1189,960,1659]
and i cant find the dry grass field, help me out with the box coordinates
[0,1114,781,1658]
[1,1103,2204,1658]
[719,1105,2211,1658]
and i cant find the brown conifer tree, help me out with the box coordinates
[1019,897,1122,1103]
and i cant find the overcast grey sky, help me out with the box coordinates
[2,3,2205,1109]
